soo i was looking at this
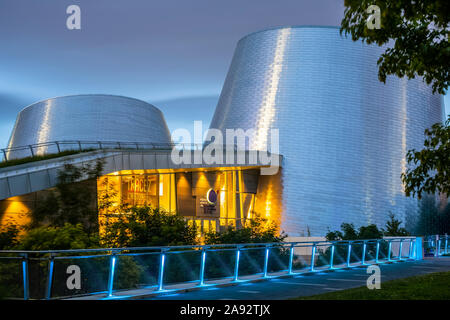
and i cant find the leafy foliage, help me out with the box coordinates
[17,223,99,251]
[204,216,294,278]
[326,222,384,241]
[101,206,197,247]
[0,224,20,250]
[401,116,449,199]
[341,0,449,94]
[204,215,286,245]
[320,222,385,267]
[28,159,104,235]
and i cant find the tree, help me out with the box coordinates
[28,159,104,235]
[382,213,410,236]
[341,0,449,94]
[401,115,449,199]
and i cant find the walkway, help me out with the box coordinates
[67,257,450,300]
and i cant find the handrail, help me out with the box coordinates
[1,140,269,162]
[0,237,417,255]
[0,236,429,300]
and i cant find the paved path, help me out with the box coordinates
[142,257,450,300]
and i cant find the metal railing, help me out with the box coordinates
[0,237,424,300]
[1,140,256,162]
[184,217,250,236]
[424,235,449,257]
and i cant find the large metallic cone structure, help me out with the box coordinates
[7,94,172,159]
[209,26,444,236]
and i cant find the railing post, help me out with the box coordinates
[387,240,392,261]
[263,245,270,278]
[22,253,29,300]
[329,244,335,269]
[107,252,117,297]
[158,249,166,291]
[55,142,60,153]
[45,255,55,300]
[407,240,411,259]
[288,244,295,274]
[310,244,316,271]
[398,239,403,260]
[434,235,439,257]
[2,149,8,162]
[28,145,34,157]
[199,248,207,286]
[445,236,448,255]
[78,141,82,151]
[410,239,416,259]
[375,240,380,263]
[361,241,367,265]
[233,246,241,281]
[346,242,352,268]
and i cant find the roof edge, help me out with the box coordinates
[17,94,163,115]
[238,25,341,43]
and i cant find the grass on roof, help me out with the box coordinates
[0,149,95,169]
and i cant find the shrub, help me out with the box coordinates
[0,224,20,250]
[101,206,197,247]
[17,223,99,251]
[203,216,294,278]
[204,215,286,245]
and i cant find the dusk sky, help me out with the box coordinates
[0,0,448,148]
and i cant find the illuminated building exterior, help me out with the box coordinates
[97,168,263,234]
[0,27,445,237]
[209,26,444,236]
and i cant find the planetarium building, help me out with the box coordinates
[209,26,444,236]
[6,94,172,159]
[0,26,445,237]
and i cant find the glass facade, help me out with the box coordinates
[97,169,261,234]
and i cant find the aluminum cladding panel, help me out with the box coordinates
[209,26,445,236]
[7,94,171,156]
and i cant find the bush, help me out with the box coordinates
[204,215,286,245]
[101,206,197,247]
[17,223,99,251]
[0,224,20,250]
[203,216,295,278]
[318,223,385,267]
